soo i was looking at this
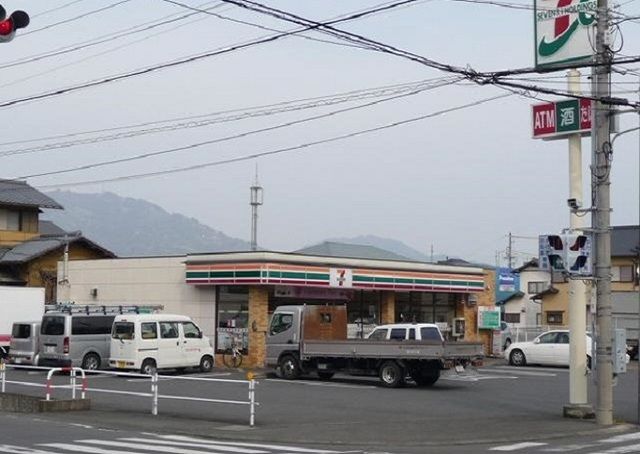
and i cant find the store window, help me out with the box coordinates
[217,286,249,353]
[347,291,380,338]
[395,292,457,324]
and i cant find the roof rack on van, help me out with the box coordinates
[44,303,164,315]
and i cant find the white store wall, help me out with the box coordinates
[57,256,217,337]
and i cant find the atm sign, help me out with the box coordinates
[532,98,591,140]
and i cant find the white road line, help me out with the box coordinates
[118,438,267,453]
[264,379,376,389]
[541,444,597,452]
[600,433,640,444]
[480,369,557,377]
[489,442,548,451]
[589,443,640,454]
[62,439,237,454]
[160,435,341,453]
[0,445,61,454]
[41,443,148,454]
[441,375,518,382]
[488,366,568,374]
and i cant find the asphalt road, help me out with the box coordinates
[1,360,640,453]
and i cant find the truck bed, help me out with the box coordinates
[301,339,483,360]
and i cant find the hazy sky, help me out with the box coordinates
[1,0,638,266]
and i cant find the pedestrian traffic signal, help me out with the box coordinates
[538,232,592,276]
[545,235,565,271]
[0,5,29,43]
[565,234,591,275]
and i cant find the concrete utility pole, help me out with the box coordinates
[565,69,591,415]
[592,0,613,426]
[506,232,514,269]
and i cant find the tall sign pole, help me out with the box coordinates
[592,0,613,426]
[566,69,590,413]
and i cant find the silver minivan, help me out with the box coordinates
[8,322,41,365]
[39,313,115,370]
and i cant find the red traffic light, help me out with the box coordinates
[0,7,29,41]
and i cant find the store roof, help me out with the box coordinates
[0,180,63,209]
[295,241,412,262]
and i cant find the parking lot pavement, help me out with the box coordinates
[2,364,638,450]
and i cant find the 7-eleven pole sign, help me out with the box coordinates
[534,0,596,69]
[532,98,591,140]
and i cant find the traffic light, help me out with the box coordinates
[0,5,29,43]
[565,234,591,275]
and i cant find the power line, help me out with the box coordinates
[26,92,512,188]
[15,77,461,178]
[32,0,86,19]
[22,0,134,36]
[0,0,420,109]
[0,76,456,153]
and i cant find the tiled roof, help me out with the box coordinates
[38,220,68,236]
[295,241,412,261]
[612,226,640,257]
[0,236,115,264]
[0,180,62,209]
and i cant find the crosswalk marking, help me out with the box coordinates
[489,442,548,451]
[441,374,518,382]
[119,438,267,453]
[589,443,640,454]
[480,369,557,377]
[54,439,252,454]
[158,435,340,453]
[600,432,640,444]
[41,444,145,454]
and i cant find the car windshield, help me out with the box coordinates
[112,322,134,340]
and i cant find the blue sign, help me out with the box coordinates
[496,267,520,304]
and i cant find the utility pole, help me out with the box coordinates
[592,0,613,426]
[249,168,264,251]
[506,232,514,269]
[564,69,591,416]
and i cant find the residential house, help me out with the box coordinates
[0,180,115,302]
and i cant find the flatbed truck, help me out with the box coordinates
[266,305,484,387]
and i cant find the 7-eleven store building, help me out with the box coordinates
[59,251,496,368]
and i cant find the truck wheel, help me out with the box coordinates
[318,371,334,380]
[412,368,440,387]
[82,353,101,370]
[141,359,157,375]
[379,361,405,388]
[199,355,214,373]
[279,355,301,380]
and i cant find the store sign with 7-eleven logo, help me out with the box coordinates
[534,0,596,69]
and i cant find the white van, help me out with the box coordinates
[109,314,214,375]
[366,323,444,342]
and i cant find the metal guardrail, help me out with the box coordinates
[0,363,258,426]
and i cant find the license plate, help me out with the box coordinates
[117,361,126,368]
[455,364,465,373]
[45,345,55,353]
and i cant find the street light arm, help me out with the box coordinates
[611,126,640,145]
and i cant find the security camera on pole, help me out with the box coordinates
[533,0,598,420]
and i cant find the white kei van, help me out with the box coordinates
[109,314,214,375]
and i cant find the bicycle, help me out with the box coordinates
[222,335,244,368]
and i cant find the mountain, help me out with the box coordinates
[325,235,446,263]
[43,191,251,257]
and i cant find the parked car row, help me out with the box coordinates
[6,310,214,375]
